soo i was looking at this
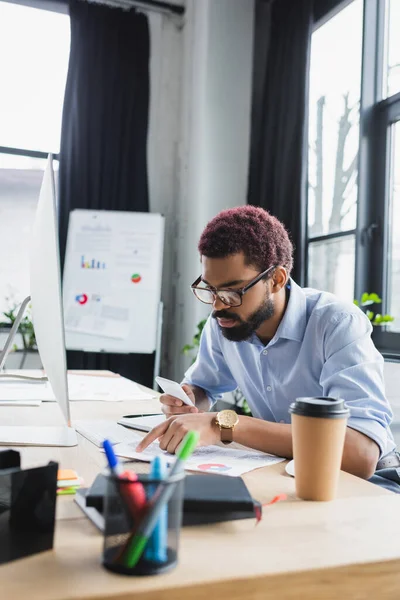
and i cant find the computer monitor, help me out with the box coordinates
[0,155,77,446]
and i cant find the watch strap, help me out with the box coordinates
[220,426,233,445]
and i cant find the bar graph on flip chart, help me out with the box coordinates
[81,256,107,270]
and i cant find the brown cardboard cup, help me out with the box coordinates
[289,397,350,501]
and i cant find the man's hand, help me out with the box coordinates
[160,384,199,417]
[136,412,219,454]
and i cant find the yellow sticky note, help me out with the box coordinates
[58,469,78,481]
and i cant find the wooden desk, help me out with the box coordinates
[1,376,400,599]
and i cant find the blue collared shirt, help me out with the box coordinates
[183,279,395,458]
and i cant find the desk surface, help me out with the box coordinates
[1,371,400,599]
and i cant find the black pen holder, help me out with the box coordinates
[103,470,185,576]
[0,459,58,565]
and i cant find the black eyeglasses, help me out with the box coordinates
[191,265,277,307]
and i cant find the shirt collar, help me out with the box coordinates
[270,278,308,344]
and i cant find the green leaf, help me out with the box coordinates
[366,310,374,321]
[373,314,395,325]
[369,293,382,304]
[181,318,208,355]
[181,344,194,355]
[361,292,370,304]
[241,399,252,416]
[382,315,395,322]
[353,299,359,306]
[360,292,382,307]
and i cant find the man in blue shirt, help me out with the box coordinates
[138,206,398,486]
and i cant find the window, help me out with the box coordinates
[0,2,70,314]
[307,0,363,303]
[306,0,400,356]
[387,120,400,331]
[383,0,400,99]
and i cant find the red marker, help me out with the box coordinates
[103,440,146,519]
[119,470,146,519]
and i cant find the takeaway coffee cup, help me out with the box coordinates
[289,397,350,501]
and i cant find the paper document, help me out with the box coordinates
[74,419,154,446]
[0,381,52,401]
[113,437,285,477]
[0,374,155,403]
[0,399,41,407]
[117,414,165,432]
[61,374,156,402]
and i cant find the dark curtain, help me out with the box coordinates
[59,0,153,386]
[247,0,313,285]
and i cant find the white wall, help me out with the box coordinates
[171,0,255,379]
[146,10,183,378]
[141,1,255,380]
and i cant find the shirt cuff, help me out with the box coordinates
[347,416,391,459]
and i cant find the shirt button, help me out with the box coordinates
[266,386,272,392]
[262,349,268,355]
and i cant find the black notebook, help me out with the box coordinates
[79,472,261,528]
[183,474,261,525]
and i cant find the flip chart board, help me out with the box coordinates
[62,210,164,354]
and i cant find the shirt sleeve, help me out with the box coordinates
[181,316,237,408]
[319,310,393,458]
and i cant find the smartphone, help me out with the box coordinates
[155,376,195,407]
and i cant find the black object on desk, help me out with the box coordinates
[0,449,20,470]
[0,453,58,565]
[83,472,261,526]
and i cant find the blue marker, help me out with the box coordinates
[103,439,124,476]
[144,456,168,563]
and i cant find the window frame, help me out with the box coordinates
[367,91,400,356]
[305,0,363,302]
[0,146,59,162]
[306,0,400,358]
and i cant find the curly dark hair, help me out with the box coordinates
[198,205,293,275]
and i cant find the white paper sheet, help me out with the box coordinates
[74,419,150,446]
[0,400,41,407]
[113,437,285,477]
[0,426,77,446]
[0,374,156,403]
[0,381,51,401]
[62,375,156,402]
[117,414,166,432]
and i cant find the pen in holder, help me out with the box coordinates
[102,469,185,576]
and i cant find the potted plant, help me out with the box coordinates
[0,299,41,369]
[353,292,395,326]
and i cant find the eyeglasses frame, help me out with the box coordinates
[191,264,277,307]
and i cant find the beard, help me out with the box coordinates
[212,295,275,342]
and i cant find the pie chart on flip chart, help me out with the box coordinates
[131,273,142,284]
[197,463,232,473]
[75,293,88,305]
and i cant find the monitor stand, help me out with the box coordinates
[0,426,77,447]
[0,295,77,447]
[0,296,48,382]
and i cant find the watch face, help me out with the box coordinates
[218,410,239,428]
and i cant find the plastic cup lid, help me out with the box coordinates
[288,397,350,419]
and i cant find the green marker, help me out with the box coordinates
[123,430,199,568]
